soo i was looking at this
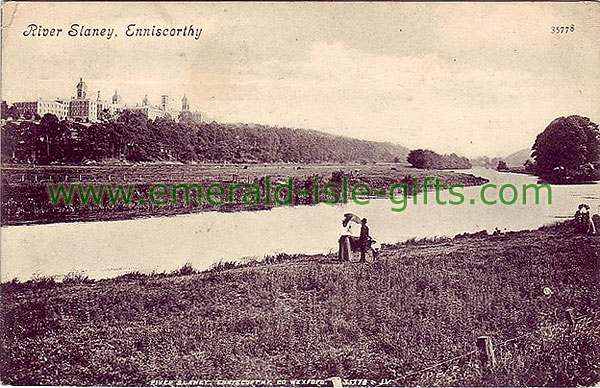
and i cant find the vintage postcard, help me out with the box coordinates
[1,1,599,386]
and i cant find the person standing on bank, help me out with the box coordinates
[338,218,352,261]
[359,218,371,263]
[582,204,597,235]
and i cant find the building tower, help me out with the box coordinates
[70,78,96,122]
[112,90,122,105]
[142,94,149,106]
[76,78,88,99]
[182,94,190,111]
[160,95,169,112]
[97,91,101,101]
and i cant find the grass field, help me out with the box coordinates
[1,163,486,225]
[1,221,598,386]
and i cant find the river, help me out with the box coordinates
[1,168,598,281]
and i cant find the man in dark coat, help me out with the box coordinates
[359,218,371,263]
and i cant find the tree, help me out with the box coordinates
[407,149,427,168]
[1,121,20,161]
[496,160,509,171]
[78,123,112,161]
[7,105,19,119]
[1,101,20,120]
[1,101,9,119]
[532,115,600,182]
[407,149,471,169]
[111,110,149,160]
[524,159,535,173]
[97,108,116,122]
[37,113,70,163]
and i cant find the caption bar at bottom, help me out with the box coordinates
[150,377,396,387]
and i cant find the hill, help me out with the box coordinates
[470,156,501,169]
[504,148,533,167]
[0,113,409,165]
[1,222,598,386]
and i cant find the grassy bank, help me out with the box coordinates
[1,163,486,226]
[1,222,598,386]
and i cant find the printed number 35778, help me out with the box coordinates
[552,25,575,34]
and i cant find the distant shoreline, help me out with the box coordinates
[1,163,488,227]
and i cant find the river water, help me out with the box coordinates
[1,168,598,281]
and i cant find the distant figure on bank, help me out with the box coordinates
[359,218,377,262]
[575,203,597,235]
[575,204,585,233]
[582,204,597,235]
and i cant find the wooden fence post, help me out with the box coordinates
[477,336,496,367]
[329,377,342,388]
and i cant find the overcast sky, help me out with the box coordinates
[2,2,599,157]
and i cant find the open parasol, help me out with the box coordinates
[343,213,362,224]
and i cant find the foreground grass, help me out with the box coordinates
[1,222,598,386]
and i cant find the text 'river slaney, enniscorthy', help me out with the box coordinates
[22,23,203,40]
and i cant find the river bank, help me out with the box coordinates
[0,163,487,226]
[3,167,599,282]
[1,221,598,386]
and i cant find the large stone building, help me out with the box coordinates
[68,78,97,122]
[178,94,202,123]
[68,99,97,122]
[124,94,171,120]
[126,105,169,121]
[9,78,201,123]
[13,99,69,120]
[95,91,124,120]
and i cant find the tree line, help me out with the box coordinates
[1,109,408,165]
[442,115,600,183]
[406,149,472,169]
[470,156,504,169]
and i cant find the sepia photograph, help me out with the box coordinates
[1,1,599,386]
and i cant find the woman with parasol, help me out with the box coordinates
[338,213,362,261]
